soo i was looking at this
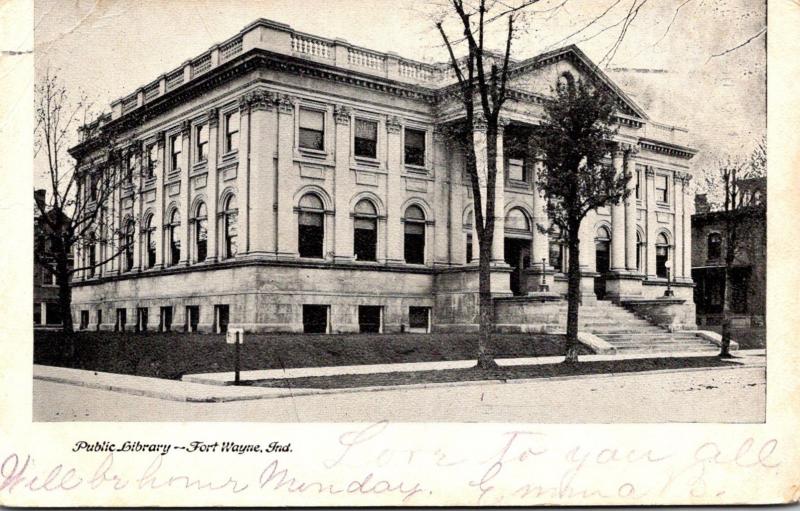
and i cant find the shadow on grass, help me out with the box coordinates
[248,356,743,390]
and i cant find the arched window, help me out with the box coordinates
[144,214,156,269]
[298,193,324,258]
[707,232,722,260]
[87,232,97,277]
[194,202,208,263]
[505,207,531,233]
[464,210,474,263]
[124,220,135,272]
[549,225,565,272]
[167,209,180,266]
[404,205,426,264]
[753,190,762,205]
[557,72,575,93]
[223,195,238,259]
[656,232,670,278]
[595,226,611,273]
[353,199,377,261]
[636,231,645,273]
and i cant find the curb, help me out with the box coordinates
[35,357,765,403]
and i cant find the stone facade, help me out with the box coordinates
[69,18,698,334]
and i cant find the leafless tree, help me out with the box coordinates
[34,69,138,338]
[700,138,766,356]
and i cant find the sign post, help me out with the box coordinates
[226,328,244,385]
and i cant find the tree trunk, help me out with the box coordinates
[720,264,733,358]
[476,236,498,369]
[565,232,582,363]
[56,250,75,363]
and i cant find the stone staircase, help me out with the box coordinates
[495,298,720,354]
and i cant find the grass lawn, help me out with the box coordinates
[34,330,587,380]
[248,356,744,389]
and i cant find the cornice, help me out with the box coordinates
[638,138,697,160]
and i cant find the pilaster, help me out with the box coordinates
[237,95,251,253]
[491,119,506,264]
[610,146,625,271]
[153,132,165,269]
[645,166,657,277]
[206,107,220,263]
[386,116,404,263]
[275,94,296,258]
[531,159,549,269]
[681,172,693,281]
[624,146,638,271]
[249,90,279,257]
[672,171,683,279]
[333,104,353,262]
[448,148,465,264]
[179,119,191,266]
[433,126,449,266]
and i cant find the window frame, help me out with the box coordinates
[297,193,326,259]
[353,117,379,160]
[506,158,527,183]
[167,209,181,267]
[194,202,208,263]
[297,106,327,153]
[223,110,240,155]
[195,123,209,164]
[223,195,238,259]
[655,173,670,204]
[353,198,378,262]
[403,126,427,169]
[170,133,182,173]
[145,143,157,179]
[707,232,722,261]
[403,204,427,265]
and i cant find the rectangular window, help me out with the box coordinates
[466,233,473,263]
[404,128,426,167]
[225,111,240,153]
[146,144,157,178]
[656,174,669,203]
[635,168,642,199]
[96,309,102,330]
[507,158,525,181]
[215,304,230,334]
[137,307,148,332]
[196,124,209,162]
[45,303,62,325]
[358,306,382,333]
[126,153,135,182]
[354,119,378,159]
[186,305,199,333]
[160,306,173,332]
[170,134,181,171]
[79,310,89,330]
[408,306,430,333]
[116,308,127,332]
[299,108,325,151]
[303,305,329,334]
[89,173,99,201]
[34,303,41,325]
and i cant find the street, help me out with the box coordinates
[33,365,765,423]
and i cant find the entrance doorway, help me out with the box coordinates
[594,226,611,299]
[504,238,531,296]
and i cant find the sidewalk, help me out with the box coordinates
[34,349,765,403]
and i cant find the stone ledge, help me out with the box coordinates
[577,331,617,355]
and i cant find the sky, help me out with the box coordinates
[33,0,766,186]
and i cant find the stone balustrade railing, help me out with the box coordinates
[291,32,333,59]
[645,121,689,146]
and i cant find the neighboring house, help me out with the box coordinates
[34,189,72,328]
[68,18,698,334]
[691,177,766,327]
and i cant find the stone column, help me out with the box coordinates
[275,94,297,258]
[531,160,549,268]
[385,116,404,264]
[108,176,120,276]
[491,119,506,264]
[471,114,488,264]
[236,95,251,254]
[206,107,219,263]
[179,120,192,265]
[448,147,464,264]
[681,173,693,281]
[333,105,353,262]
[672,171,683,280]
[433,126,449,266]
[610,147,625,272]
[153,132,165,269]
[579,210,595,272]
[249,90,279,257]
[645,167,657,277]
[131,146,142,272]
[624,147,638,271]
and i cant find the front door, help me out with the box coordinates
[595,240,610,298]
[505,238,531,296]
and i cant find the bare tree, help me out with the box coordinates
[34,69,137,338]
[435,0,523,369]
[532,79,629,363]
[700,139,766,357]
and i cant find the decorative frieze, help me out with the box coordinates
[249,90,276,112]
[333,105,351,125]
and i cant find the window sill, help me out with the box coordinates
[404,164,429,174]
[507,179,530,190]
[220,150,238,161]
[352,156,381,167]
[192,161,208,172]
[298,147,327,158]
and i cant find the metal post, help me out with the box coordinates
[539,257,549,292]
[664,257,674,297]
[234,333,241,385]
